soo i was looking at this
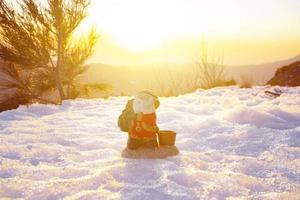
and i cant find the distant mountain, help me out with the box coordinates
[81,63,180,96]
[82,54,300,96]
[226,54,300,84]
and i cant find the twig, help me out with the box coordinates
[264,90,281,98]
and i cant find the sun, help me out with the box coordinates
[105,20,166,52]
[87,0,237,52]
[88,0,180,52]
[83,0,300,64]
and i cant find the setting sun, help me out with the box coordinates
[80,0,300,65]
[88,0,180,52]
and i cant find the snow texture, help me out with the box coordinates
[0,86,300,200]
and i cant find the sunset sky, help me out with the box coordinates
[9,0,299,66]
[78,0,300,66]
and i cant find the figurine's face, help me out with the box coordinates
[133,93,155,114]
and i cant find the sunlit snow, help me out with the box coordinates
[0,86,299,199]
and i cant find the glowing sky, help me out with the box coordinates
[78,0,300,65]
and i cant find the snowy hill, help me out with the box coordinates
[0,86,299,199]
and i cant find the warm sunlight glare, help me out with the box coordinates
[89,0,182,52]
[87,0,225,52]
[80,0,300,65]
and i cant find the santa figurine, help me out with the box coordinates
[127,90,160,150]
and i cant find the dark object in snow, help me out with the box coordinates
[267,61,300,86]
[264,90,282,98]
[121,145,179,159]
[158,130,176,146]
[118,99,135,132]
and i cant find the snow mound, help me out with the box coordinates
[0,86,299,199]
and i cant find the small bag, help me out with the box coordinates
[118,99,135,132]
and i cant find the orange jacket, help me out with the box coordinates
[129,113,158,139]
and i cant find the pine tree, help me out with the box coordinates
[0,0,98,103]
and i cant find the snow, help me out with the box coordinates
[0,86,300,200]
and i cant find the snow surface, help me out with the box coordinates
[0,86,300,200]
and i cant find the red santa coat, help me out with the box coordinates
[129,113,158,139]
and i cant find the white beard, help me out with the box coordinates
[133,95,156,114]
